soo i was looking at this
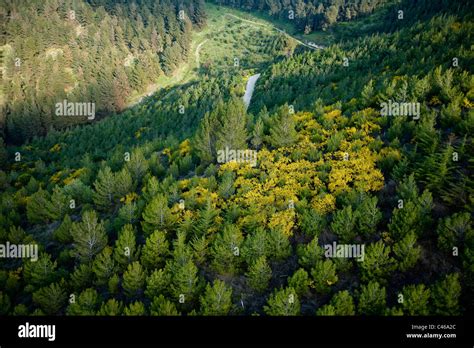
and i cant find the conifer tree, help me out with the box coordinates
[141,230,169,269]
[151,295,179,316]
[32,280,67,315]
[141,194,175,234]
[246,256,272,293]
[431,273,461,315]
[211,224,244,275]
[358,281,386,315]
[215,97,248,153]
[264,287,300,316]
[122,261,146,298]
[267,105,297,148]
[200,280,233,315]
[66,288,100,316]
[71,210,108,263]
[92,246,116,286]
[93,166,116,210]
[114,224,139,269]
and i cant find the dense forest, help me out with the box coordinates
[212,0,388,32]
[1,0,206,143]
[0,0,472,318]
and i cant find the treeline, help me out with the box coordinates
[211,0,387,32]
[1,0,207,143]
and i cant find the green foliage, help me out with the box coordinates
[141,230,169,269]
[70,210,108,263]
[151,295,179,316]
[267,105,297,148]
[311,259,338,294]
[437,212,471,252]
[246,256,272,293]
[145,269,170,300]
[211,224,243,275]
[32,281,67,315]
[287,268,311,297]
[317,290,355,315]
[360,240,396,283]
[114,224,139,269]
[264,287,300,316]
[98,299,123,316]
[200,280,233,315]
[358,281,386,315]
[401,284,431,315]
[393,232,421,272]
[122,262,146,298]
[92,247,116,286]
[431,273,461,315]
[141,194,175,234]
[67,288,100,316]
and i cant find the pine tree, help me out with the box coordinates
[331,205,356,243]
[401,284,430,315]
[193,111,216,163]
[53,214,73,243]
[114,224,139,269]
[122,261,146,298]
[151,295,179,316]
[267,105,297,148]
[267,227,291,261]
[23,253,58,288]
[32,280,67,315]
[123,301,146,316]
[93,166,116,210]
[97,299,123,316]
[141,230,169,269]
[251,117,264,150]
[170,259,199,304]
[246,256,272,293]
[264,287,300,316]
[287,268,311,297]
[211,224,243,275]
[193,199,219,237]
[329,290,355,315]
[297,237,324,270]
[125,148,149,184]
[92,247,116,286]
[358,281,386,315]
[311,259,338,294]
[242,227,269,265]
[360,240,396,283]
[355,196,381,237]
[431,273,461,315]
[67,288,100,316]
[114,168,134,200]
[215,97,248,153]
[200,280,233,315]
[70,210,108,263]
[49,186,70,221]
[141,194,175,234]
[436,212,471,252]
[26,188,54,224]
[70,264,93,290]
[145,269,170,299]
[393,232,421,271]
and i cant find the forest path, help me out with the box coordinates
[195,39,209,69]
